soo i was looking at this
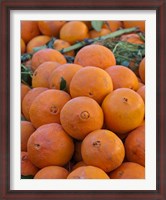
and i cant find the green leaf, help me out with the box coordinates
[60,77,67,91]
[91,21,104,31]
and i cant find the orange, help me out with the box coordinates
[123,21,145,32]
[21,21,40,44]
[22,87,48,121]
[21,121,35,151]
[69,66,113,104]
[82,21,92,30]
[81,129,125,172]
[102,88,145,134]
[105,65,139,91]
[53,39,75,57]
[26,35,51,53]
[32,61,60,88]
[38,21,66,37]
[67,166,110,179]
[125,125,145,166]
[60,96,104,140]
[27,123,74,168]
[72,161,87,171]
[120,33,144,44]
[73,141,83,162]
[109,162,145,179]
[31,48,67,71]
[138,82,144,90]
[29,89,71,128]
[74,44,116,69]
[21,83,31,104]
[137,85,145,103]
[34,166,69,179]
[21,38,26,54]
[49,63,82,92]
[103,21,122,32]
[89,28,110,39]
[60,21,89,44]
[21,151,39,176]
[139,57,145,83]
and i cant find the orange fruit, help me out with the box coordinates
[34,166,69,179]
[60,96,104,140]
[72,161,87,171]
[120,33,144,44]
[21,21,40,44]
[67,166,110,179]
[102,88,145,134]
[21,121,35,151]
[21,38,26,54]
[38,21,66,37]
[123,21,145,32]
[105,65,139,91]
[69,66,113,104]
[32,61,60,88]
[124,125,145,166]
[82,21,92,30]
[60,21,89,44]
[49,63,82,92]
[103,21,122,32]
[31,48,67,71]
[89,28,110,39]
[74,44,116,69]
[21,151,39,176]
[139,57,145,83]
[22,87,48,121]
[137,85,145,103]
[81,129,125,172]
[53,39,75,57]
[29,89,71,128]
[138,82,144,90]
[109,162,145,179]
[73,141,83,162]
[21,83,31,104]
[27,123,74,168]
[26,35,51,53]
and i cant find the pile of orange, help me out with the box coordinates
[21,20,145,179]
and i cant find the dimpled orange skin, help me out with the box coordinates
[69,66,113,104]
[102,88,145,134]
[109,162,145,179]
[74,44,116,69]
[139,57,145,83]
[123,21,145,32]
[31,48,67,71]
[34,166,69,179]
[29,89,71,128]
[60,96,104,140]
[103,21,122,32]
[27,123,74,169]
[81,129,125,172]
[105,65,139,91]
[72,161,87,171]
[67,166,110,179]
[32,61,61,88]
[89,28,110,39]
[21,83,31,104]
[137,85,145,103]
[21,38,26,54]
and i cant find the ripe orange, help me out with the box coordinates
[82,21,92,30]
[74,44,116,69]
[60,21,89,44]
[137,85,145,103]
[102,88,145,134]
[89,28,110,39]
[120,33,144,44]
[34,166,69,179]
[21,151,39,176]
[38,21,66,37]
[105,65,139,91]
[27,123,74,168]
[22,87,48,121]
[125,125,145,166]
[49,63,82,92]
[109,162,145,179]
[21,83,31,104]
[139,57,145,83]
[60,96,104,140]
[123,21,145,32]
[32,61,61,88]
[21,38,26,54]
[67,166,110,179]
[81,129,125,172]
[72,161,87,171]
[21,21,40,44]
[29,89,71,128]
[21,121,35,151]
[31,48,67,71]
[69,66,113,104]
[26,35,51,53]
[103,21,122,32]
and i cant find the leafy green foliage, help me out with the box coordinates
[21,64,33,86]
[91,21,104,31]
